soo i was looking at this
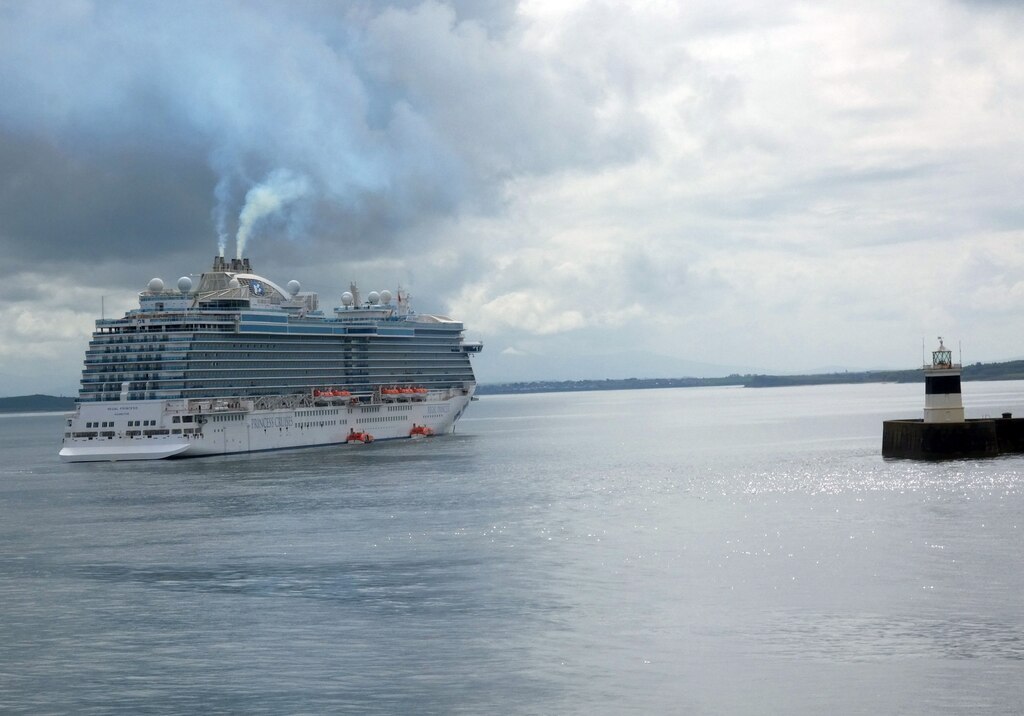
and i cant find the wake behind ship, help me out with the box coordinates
[59,256,482,461]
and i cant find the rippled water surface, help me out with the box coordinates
[2,382,1023,714]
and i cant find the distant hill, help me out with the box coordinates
[478,360,1024,395]
[0,395,75,413]
[476,376,743,395]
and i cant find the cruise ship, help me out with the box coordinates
[59,256,482,461]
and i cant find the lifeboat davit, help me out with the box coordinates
[346,429,374,444]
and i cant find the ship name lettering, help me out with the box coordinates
[250,417,294,429]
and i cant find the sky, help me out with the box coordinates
[1,0,1023,394]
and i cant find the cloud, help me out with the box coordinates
[234,170,312,258]
[1,0,1024,392]
[0,0,636,269]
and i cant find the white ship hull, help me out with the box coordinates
[60,391,473,462]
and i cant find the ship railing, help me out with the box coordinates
[253,394,312,411]
[186,397,255,414]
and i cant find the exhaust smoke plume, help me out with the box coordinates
[214,173,233,257]
[234,170,310,259]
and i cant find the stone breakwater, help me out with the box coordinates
[882,415,1024,459]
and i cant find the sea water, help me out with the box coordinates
[1,382,1022,714]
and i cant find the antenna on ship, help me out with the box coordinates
[178,276,193,321]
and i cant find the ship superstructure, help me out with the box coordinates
[60,257,482,461]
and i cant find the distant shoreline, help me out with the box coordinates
[475,359,1024,395]
[7,359,1024,410]
[0,395,76,414]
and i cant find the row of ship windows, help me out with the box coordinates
[81,374,469,387]
[69,428,196,438]
[90,353,454,365]
[83,385,466,398]
[85,360,470,373]
[79,393,465,405]
[82,380,466,392]
[98,326,463,337]
[99,324,229,333]
[84,419,157,428]
[92,338,460,346]
[83,374,472,389]
[90,336,461,348]
[88,339,459,349]
[88,336,459,345]
[84,367,460,380]
[88,345,460,358]
[85,350,463,364]
[84,355,468,366]
[297,420,345,428]
[77,392,461,403]
[85,367,470,377]
[210,415,243,422]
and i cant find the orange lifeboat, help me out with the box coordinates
[346,429,374,444]
[409,424,434,438]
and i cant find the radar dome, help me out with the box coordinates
[147,278,164,292]
[341,291,354,306]
[228,277,241,289]
[379,289,392,304]
[287,280,301,296]
[367,291,380,305]
[177,276,193,293]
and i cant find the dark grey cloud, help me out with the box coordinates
[0,0,638,273]
[0,130,215,266]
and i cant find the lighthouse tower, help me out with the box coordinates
[923,337,964,423]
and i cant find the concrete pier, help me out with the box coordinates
[882,415,1024,460]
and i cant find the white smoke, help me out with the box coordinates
[213,173,232,257]
[234,169,310,258]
